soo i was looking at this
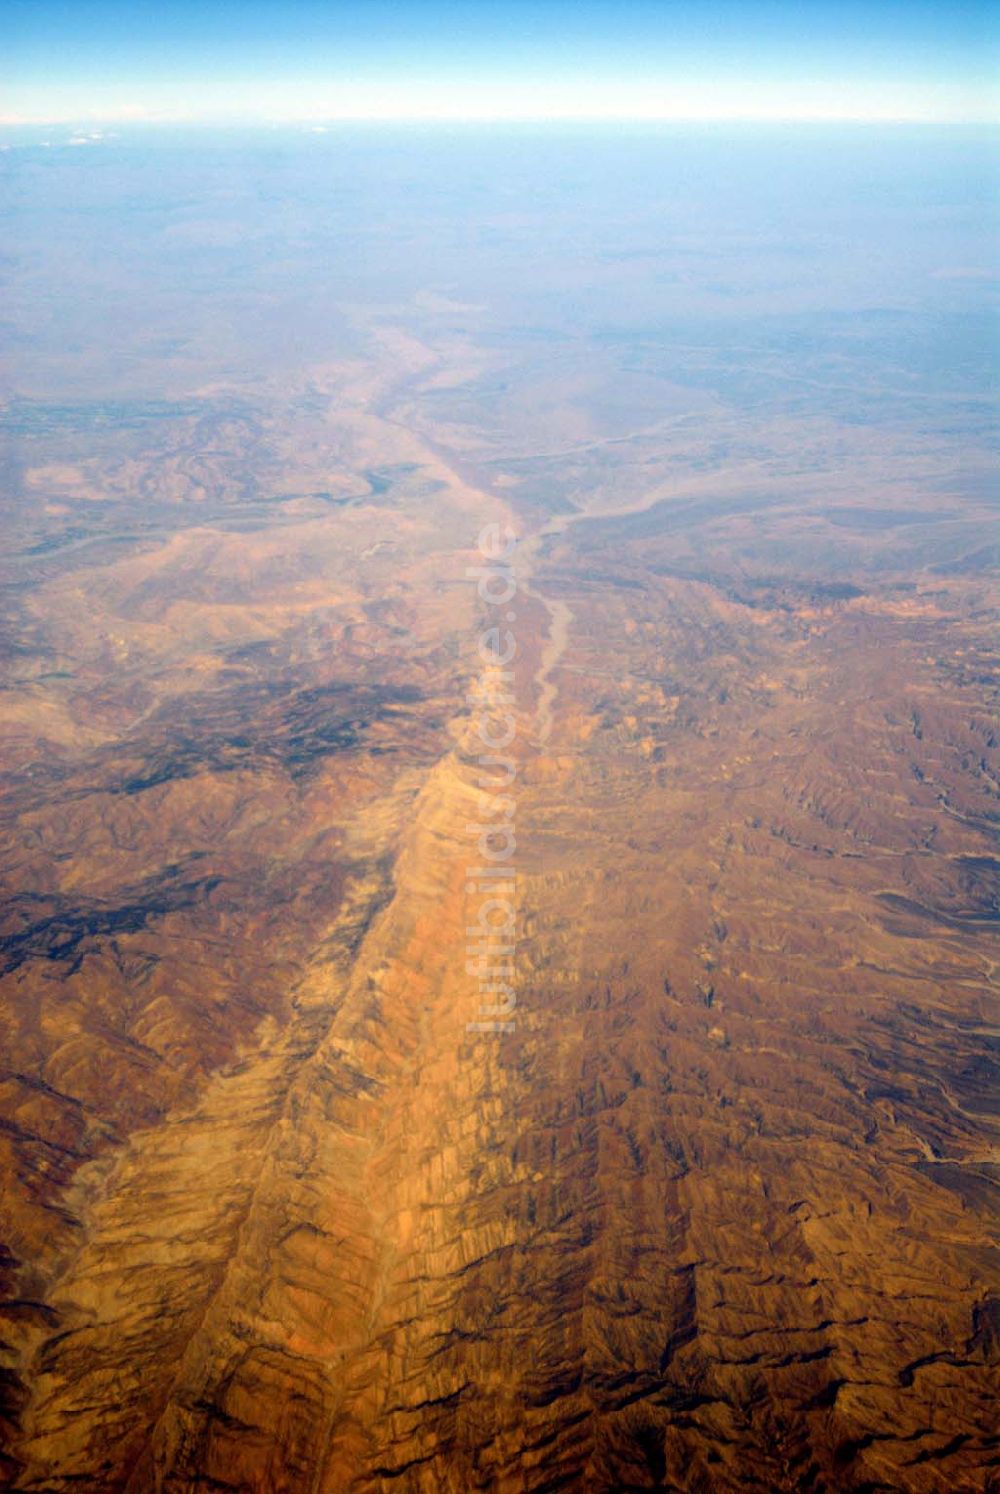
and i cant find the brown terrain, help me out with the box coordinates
[0,130,998,1491]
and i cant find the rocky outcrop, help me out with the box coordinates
[1,300,997,1491]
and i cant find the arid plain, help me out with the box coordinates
[0,128,997,1491]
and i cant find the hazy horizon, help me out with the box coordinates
[3,0,997,123]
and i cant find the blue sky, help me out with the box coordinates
[3,0,997,123]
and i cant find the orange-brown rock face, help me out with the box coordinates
[1,130,997,1492]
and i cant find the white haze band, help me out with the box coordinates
[465,522,518,1035]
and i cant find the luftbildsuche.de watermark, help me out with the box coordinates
[465,522,518,1035]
